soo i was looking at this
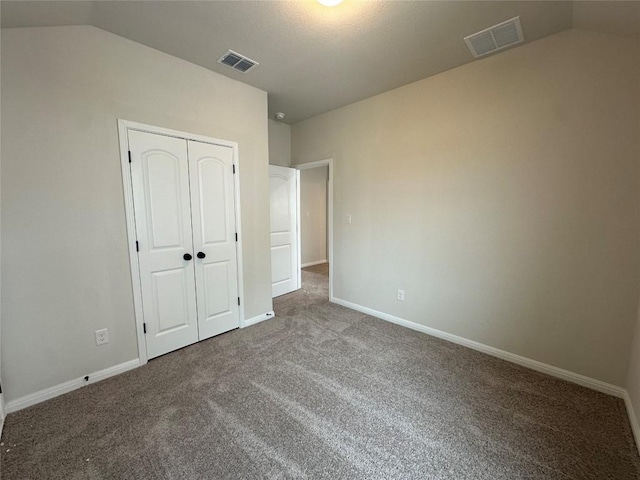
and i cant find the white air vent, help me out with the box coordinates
[217,50,259,73]
[464,17,524,58]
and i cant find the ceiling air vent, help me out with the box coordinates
[464,17,524,58]
[217,50,259,74]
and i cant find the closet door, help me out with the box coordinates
[188,140,240,339]
[128,130,199,359]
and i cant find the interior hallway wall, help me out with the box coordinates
[292,29,640,386]
[268,119,291,167]
[300,167,328,266]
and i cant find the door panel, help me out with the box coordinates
[203,261,231,317]
[129,130,199,359]
[197,159,228,245]
[270,176,291,233]
[153,268,193,334]
[269,165,300,297]
[188,140,240,340]
[145,154,185,249]
[271,245,292,284]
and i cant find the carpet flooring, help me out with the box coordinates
[1,263,639,479]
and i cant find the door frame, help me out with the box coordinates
[117,119,245,365]
[293,159,334,300]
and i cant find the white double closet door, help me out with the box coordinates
[129,130,240,359]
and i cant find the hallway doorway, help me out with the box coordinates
[293,159,334,301]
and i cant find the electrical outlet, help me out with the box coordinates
[397,289,405,301]
[345,214,352,224]
[95,328,109,346]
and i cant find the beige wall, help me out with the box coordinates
[300,167,328,266]
[268,119,291,167]
[292,29,640,386]
[1,26,272,402]
[0,28,3,421]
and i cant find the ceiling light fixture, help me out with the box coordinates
[316,0,344,6]
[275,112,286,121]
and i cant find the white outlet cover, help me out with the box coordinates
[95,328,109,345]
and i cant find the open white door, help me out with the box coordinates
[269,165,300,297]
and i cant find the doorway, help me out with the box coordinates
[299,166,328,269]
[295,159,334,302]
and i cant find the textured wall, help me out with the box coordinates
[268,120,292,167]
[292,29,640,386]
[1,26,272,401]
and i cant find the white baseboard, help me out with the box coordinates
[5,358,141,414]
[330,296,625,398]
[243,311,275,328]
[623,391,640,455]
[302,260,327,268]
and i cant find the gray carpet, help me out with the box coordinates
[1,263,639,479]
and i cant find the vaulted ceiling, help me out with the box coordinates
[2,1,638,123]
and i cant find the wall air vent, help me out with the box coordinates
[464,17,524,58]
[217,50,259,73]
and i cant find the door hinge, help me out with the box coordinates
[237,297,241,306]
[232,164,236,174]
[143,323,147,334]
[135,241,139,252]
[128,151,132,163]
[235,233,238,242]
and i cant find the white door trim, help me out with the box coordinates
[0,393,5,437]
[293,159,334,300]
[296,169,302,289]
[117,119,245,365]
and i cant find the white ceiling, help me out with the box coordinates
[1,1,638,124]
